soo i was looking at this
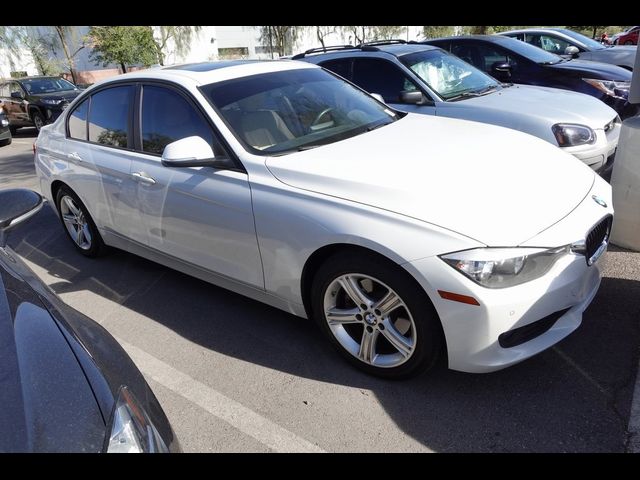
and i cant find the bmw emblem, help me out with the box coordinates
[592,195,607,208]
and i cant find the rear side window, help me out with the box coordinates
[68,98,89,140]
[88,85,133,148]
[0,83,9,97]
[319,59,353,81]
[140,85,222,156]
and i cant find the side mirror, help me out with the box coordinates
[161,136,216,168]
[491,61,512,81]
[10,91,24,99]
[370,93,385,103]
[564,45,580,57]
[400,90,426,105]
[0,189,45,246]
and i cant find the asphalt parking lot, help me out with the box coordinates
[2,129,640,452]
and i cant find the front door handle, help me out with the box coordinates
[67,152,82,162]
[132,171,156,185]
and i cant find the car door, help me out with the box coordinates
[128,82,263,288]
[63,85,142,239]
[351,57,435,115]
[6,82,30,125]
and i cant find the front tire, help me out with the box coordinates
[31,110,45,132]
[56,186,107,257]
[311,251,443,379]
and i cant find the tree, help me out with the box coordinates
[568,26,608,39]
[422,26,455,39]
[338,26,406,45]
[0,26,62,76]
[149,26,201,65]
[88,26,157,73]
[315,26,337,49]
[53,26,86,84]
[258,26,303,57]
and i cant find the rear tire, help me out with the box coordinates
[624,40,634,45]
[311,250,444,379]
[56,186,107,258]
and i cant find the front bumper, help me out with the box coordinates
[563,121,619,173]
[404,177,613,373]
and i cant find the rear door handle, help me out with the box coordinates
[67,152,82,162]
[132,171,156,185]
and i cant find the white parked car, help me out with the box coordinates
[34,61,613,378]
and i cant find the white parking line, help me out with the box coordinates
[628,357,640,452]
[117,338,326,453]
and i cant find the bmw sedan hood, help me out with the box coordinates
[266,114,595,246]
[0,263,104,452]
[548,58,632,80]
[443,84,617,129]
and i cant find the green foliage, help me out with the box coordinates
[338,26,406,44]
[567,26,608,38]
[422,26,455,39]
[88,26,157,72]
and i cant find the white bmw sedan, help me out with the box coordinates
[34,61,613,378]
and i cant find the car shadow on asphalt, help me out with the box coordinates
[8,207,640,452]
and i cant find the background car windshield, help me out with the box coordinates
[556,28,606,50]
[499,38,564,64]
[201,68,396,155]
[401,50,498,99]
[20,78,76,94]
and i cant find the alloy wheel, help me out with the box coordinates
[60,195,92,250]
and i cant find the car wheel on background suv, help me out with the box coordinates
[56,186,107,257]
[624,40,634,45]
[311,250,444,379]
[9,126,17,136]
[31,110,45,132]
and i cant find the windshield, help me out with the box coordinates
[201,68,397,155]
[401,50,498,100]
[555,29,606,50]
[19,77,77,94]
[497,37,564,64]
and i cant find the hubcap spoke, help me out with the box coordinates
[338,275,373,308]
[82,224,92,245]
[380,318,413,357]
[76,224,84,245]
[358,328,378,364]
[63,196,80,216]
[326,307,360,325]
[373,289,403,317]
[62,214,76,226]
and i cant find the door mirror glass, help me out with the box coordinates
[0,189,45,245]
[491,61,512,80]
[161,136,216,168]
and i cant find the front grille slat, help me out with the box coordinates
[585,215,612,265]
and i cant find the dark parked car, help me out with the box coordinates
[0,76,82,133]
[0,109,10,146]
[0,189,180,452]
[422,35,637,119]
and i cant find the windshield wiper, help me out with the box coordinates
[367,121,392,132]
[446,86,496,101]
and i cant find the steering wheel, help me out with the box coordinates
[310,108,334,128]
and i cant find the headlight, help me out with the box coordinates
[551,123,595,147]
[439,246,569,288]
[106,386,169,453]
[41,98,63,105]
[582,78,630,99]
[1,118,8,127]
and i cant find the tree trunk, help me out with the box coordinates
[55,26,77,84]
[593,26,598,39]
[317,26,325,50]
[120,62,127,73]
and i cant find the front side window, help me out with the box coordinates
[88,86,133,148]
[352,58,420,103]
[141,85,223,157]
[401,49,498,100]
[68,98,89,140]
[200,68,398,155]
[9,82,24,96]
[525,34,573,55]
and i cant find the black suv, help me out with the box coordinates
[0,76,82,133]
